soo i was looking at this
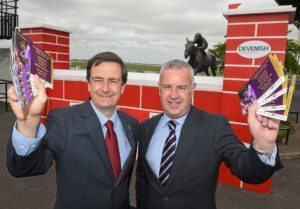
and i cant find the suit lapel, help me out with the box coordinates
[114,110,136,187]
[143,114,162,157]
[79,100,114,178]
[143,114,166,190]
[166,106,204,189]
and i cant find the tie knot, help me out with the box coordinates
[168,120,176,132]
[105,120,114,130]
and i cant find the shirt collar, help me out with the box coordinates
[90,100,118,127]
[161,112,188,128]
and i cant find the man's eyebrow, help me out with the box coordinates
[91,76,103,79]
[91,76,120,80]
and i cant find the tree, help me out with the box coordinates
[208,42,225,73]
[285,39,300,75]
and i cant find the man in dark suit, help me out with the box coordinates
[7,52,139,209]
[136,59,282,209]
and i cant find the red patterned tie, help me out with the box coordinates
[105,120,121,180]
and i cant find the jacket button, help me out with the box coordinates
[163,195,168,200]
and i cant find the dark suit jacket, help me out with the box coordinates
[7,100,139,209]
[136,106,282,209]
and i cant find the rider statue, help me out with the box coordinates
[192,33,208,57]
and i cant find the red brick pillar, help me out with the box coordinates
[20,25,71,123]
[20,25,70,69]
[219,4,295,193]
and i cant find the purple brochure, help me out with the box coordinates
[10,29,53,108]
[238,56,283,109]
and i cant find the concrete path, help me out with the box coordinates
[1,103,299,209]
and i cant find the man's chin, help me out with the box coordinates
[100,104,114,109]
[95,102,115,109]
[165,110,182,119]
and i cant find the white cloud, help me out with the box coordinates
[0,0,298,64]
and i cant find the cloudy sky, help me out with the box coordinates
[0,0,298,64]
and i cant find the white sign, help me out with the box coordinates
[237,40,271,59]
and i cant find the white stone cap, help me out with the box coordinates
[17,24,72,33]
[194,76,223,92]
[53,70,223,92]
[223,5,296,24]
[54,69,86,81]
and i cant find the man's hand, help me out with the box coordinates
[8,75,48,138]
[247,101,280,153]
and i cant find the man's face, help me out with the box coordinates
[159,68,195,119]
[88,61,125,117]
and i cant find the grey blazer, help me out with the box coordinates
[7,100,139,209]
[136,105,282,209]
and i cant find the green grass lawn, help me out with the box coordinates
[71,60,161,73]
[70,59,224,76]
[71,60,87,69]
[125,63,161,73]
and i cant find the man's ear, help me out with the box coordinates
[87,82,91,92]
[121,83,126,94]
[193,83,196,91]
[158,82,161,96]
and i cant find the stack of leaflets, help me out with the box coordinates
[238,54,296,121]
[10,29,53,108]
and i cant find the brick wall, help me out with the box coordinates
[47,71,223,123]
[20,26,70,70]
[220,4,295,193]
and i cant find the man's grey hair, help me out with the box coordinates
[159,59,194,85]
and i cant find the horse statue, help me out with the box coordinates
[184,38,217,76]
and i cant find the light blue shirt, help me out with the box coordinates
[12,123,45,156]
[12,101,131,168]
[254,145,277,167]
[145,113,277,178]
[146,113,187,177]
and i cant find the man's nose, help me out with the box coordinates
[101,81,109,92]
[170,88,179,98]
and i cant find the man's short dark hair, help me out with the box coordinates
[86,52,127,84]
